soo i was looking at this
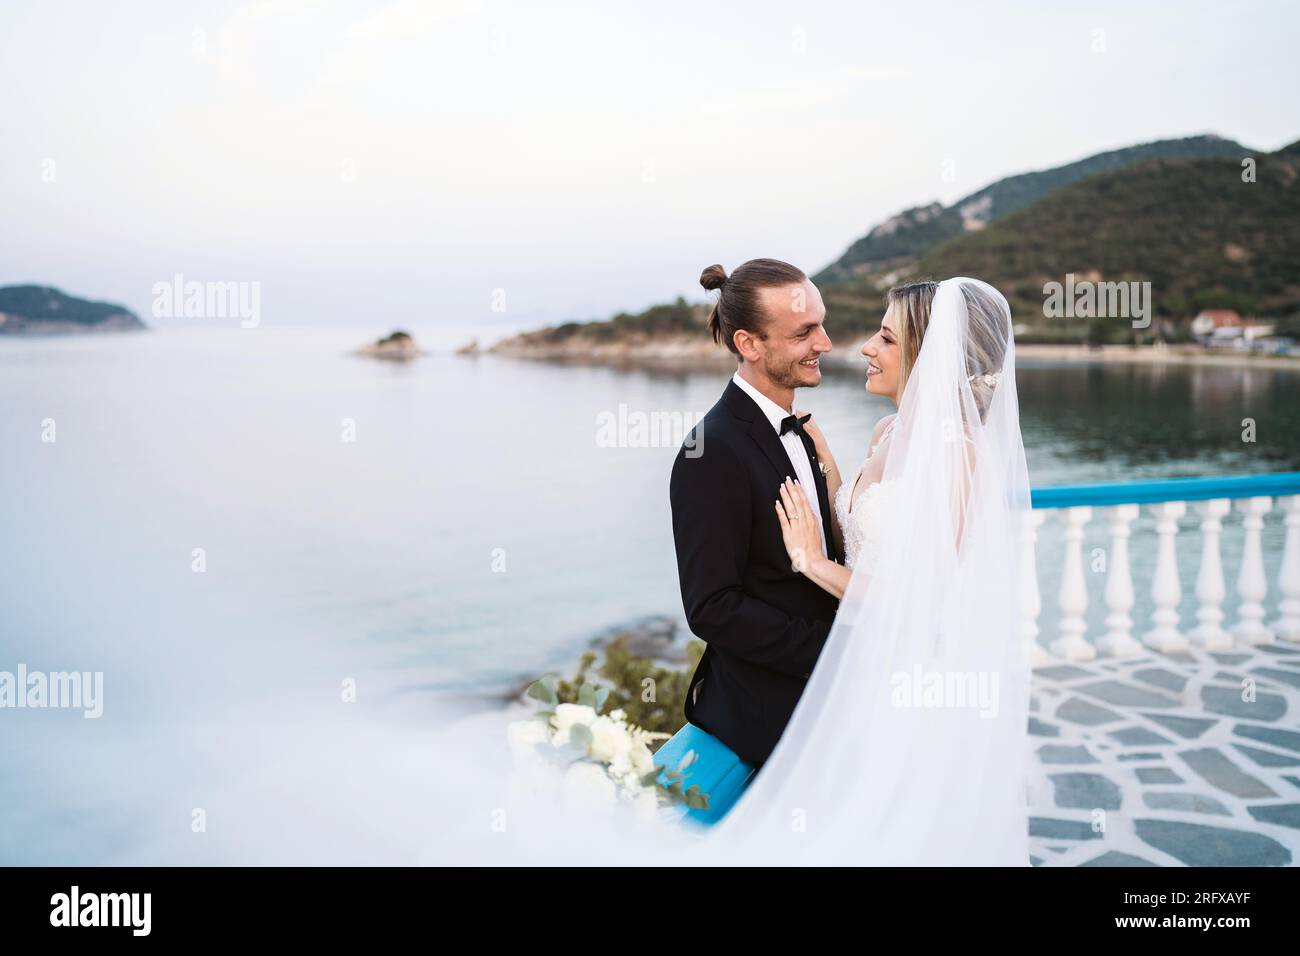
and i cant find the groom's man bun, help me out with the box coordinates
[700,264,728,292]
[702,258,807,356]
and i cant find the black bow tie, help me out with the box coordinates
[779,412,812,436]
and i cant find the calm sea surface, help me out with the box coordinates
[2,327,1298,690]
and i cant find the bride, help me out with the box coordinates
[710,276,1033,865]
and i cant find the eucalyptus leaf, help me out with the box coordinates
[577,683,597,708]
[569,723,593,750]
[677,749,697,772]
[526,676,558,707]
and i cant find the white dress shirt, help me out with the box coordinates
[731,370,828,558]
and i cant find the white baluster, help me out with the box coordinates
[1098,504,1142,656]
[1020,510,1050,667]
[1051,506,1095,661]
[1143,500,1189,652]
[1270,495,1300,643]
[1189,498,1234,650]
[1233,496,1275,645]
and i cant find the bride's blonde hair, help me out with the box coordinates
[886,281,939,400]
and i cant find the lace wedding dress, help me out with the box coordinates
[834,419,899,571]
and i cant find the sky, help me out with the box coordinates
[2,0,1297,331]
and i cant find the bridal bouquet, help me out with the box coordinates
[507,674,710,818]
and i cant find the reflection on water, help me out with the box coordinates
[1015,360,1300,480]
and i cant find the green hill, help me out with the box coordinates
[1276,137,1300,158]
[747,143,1300,343]
[874,149,1297,341]
[0,285,145,334]
[493,133,1298,355]
[815,135,1251,283]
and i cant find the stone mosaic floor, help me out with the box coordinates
[1026,640,1300,866]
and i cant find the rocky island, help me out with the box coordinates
[0,285,146,335]
[490,298,737,367]
[355,329,423,361]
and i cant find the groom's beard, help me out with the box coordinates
[766,352,822,389]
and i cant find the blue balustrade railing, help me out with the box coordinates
[1031,472,1300,509]
[1022,471,1300,663]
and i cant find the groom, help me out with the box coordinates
[662,258,840,821]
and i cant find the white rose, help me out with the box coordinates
[609,752,630,777]
[588,715,632,764]
[609,709,626,722]
[550,703,598,747]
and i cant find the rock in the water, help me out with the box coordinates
[592,615,684,662]
[356,330,421,360]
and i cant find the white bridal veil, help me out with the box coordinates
[712,277,1034,865]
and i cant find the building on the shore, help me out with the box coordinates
[1190,308,1243,335]
[1192,309,1279,350]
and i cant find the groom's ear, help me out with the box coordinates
[738,327,759,361]
[733,327,764,363]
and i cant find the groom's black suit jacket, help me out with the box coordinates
[669,378,841,765]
